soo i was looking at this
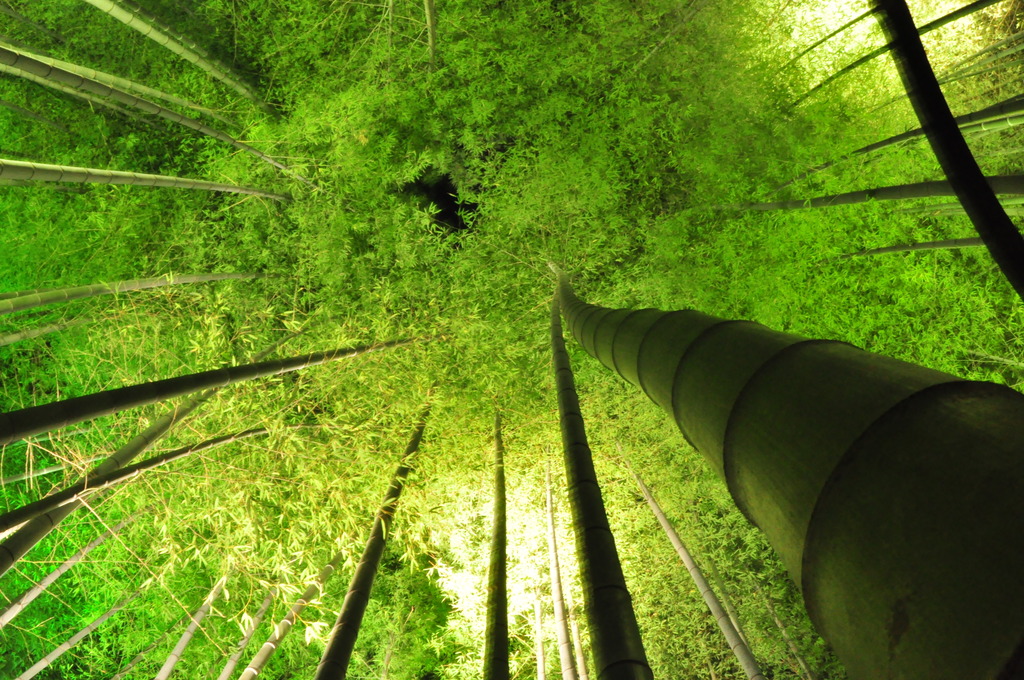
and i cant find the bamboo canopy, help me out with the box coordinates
[551,266,1024,680]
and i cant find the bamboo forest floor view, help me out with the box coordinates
[1,0,1023,677]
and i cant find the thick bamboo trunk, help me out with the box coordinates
[872,0,1024,301]
[795,0,1003,104]
[216,588,277,680]
[549,290,653,680]
[78,0,268,110]
[0,329,312,577]
[15,587,141,679]
[535,589,548,680]
[552,266,1024,680]
[631,470,764,680]
[0,513,136,627]
[0,46,301,179]
[312,408,430,679]
[0,272,256,316]
[0,338,412,447]
[0,426,283,532]
[0,157,287,199]
[154,575,228,679]
[483,412,509,680]
[546,468,579,680]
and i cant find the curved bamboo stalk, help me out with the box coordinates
[630,469,764,680]
[874,0,1024,301]
[78,0,269,110]
[0,452,103,486]
[730,174,1024,212]
[549,284,653,680]
[534,588,548,680]
[154,575,228,679]
[15,587,142,679]
[0,157,288,199]
[312,408,430,679]
[0,328,314,577]
[0,40,236,126]
[551,265,1024,680]
[0,46,305,182]
[0,339,413,448]
[215,588,277,680]
[795,0,1004,105]
[110,614,188,680]
[0,426,285,532]
[546,466,579,680]
[483,411,509,680]
[0,272,257,316]
[839,238,984,258]
[0,512,136,628]
[0,97,66,131]
[783,8,876,69]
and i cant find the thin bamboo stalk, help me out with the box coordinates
[546,466,579,680]
[839,238,984,258]
[0,46,304,181]
[0,97,67,131]
[0,157,288,199]
[0,272,257,316]
[312,408,430,679]
[631,470,764,680]
[483,411,509,680]
[0,6,64,43]
[874,0,1024,301]
[760,588,818,680]
[154,575,228,679]
[216,588,277,680]
[79,0,268,110]
[110,615,188,680]
[941,26,1024,75]
[15,587,142,679]
[535,589,548,680]
[549,281,653,680]
[0,513,136,628]
[783,8,876,69]
[423,0,437,68]
[565,588,590,680]
[0,453,103,486]
[796,0,1004,105]
[940,38,1024,85]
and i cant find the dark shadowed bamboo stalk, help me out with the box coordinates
[795,0,1004,105]
[839,238,984,258]
[759,588,818,680]
[631,469,764,680]
[79,0,269,110]
[0,272,256,316]
[0,319,89,348]
[874,0,1024,301]
[154,575,228,679]
[483,411,509,680]
[0,46,303,181]
[0,6,63,43]
[534,588,548,680]
[0,338,412,447]
[216,588,276,680]
[783,8,877,69]
[312,407,430,680]
[0,426,290,532]
[546,466,579,680]
[110,614,188,680]
[15,587,142,679]
[0,512,136,628]
[0,97,67,131]
[731,174,1024,212]
[0,157,288,199]
[564,587,590,680]
[549,280,653,680]
[0,328,312,577]
[0,453,104,486]
[552,265,1024,679]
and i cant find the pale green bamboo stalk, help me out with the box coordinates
[940,37,1024,85]
[110,615,188,680]
[534,588,548,680]
[0,178,86,192]
[0,40,236,126]
[840,238,985,258]
[0,453,104,486]
[564,587,590,680]
[546,467,579,680]
[0,97,66,131]
[0,63,148,122]
[0,319,90,348]
[154,575,228,679]
[0,158,287,199]
[216,588,277,680]
[941,26,1024,75]
[0,513,136,628]
[79,0,270,111]
[15,587,142,679]
[0,273,257,316]
[0,46,304,181]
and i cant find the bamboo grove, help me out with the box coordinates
[1,0,1024,678]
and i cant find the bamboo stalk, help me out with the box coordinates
[154,575,228,679]
[312,408,430,679]
[534,588,548,680]
[483,411,510,680]
[874,0,1024,301]
[839,238,984,258]
[564,587,590,680]
[216,588,277,680]
[0,97,67,131]
[783,8,877,69]
[0,6,64,43]
[546,466,579,680]
[0,272,257,316]
[423,0,437,69]
[0,157,288,199]
[110,614,188,680]
[760,588,818,680]
[0,453,104,486]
